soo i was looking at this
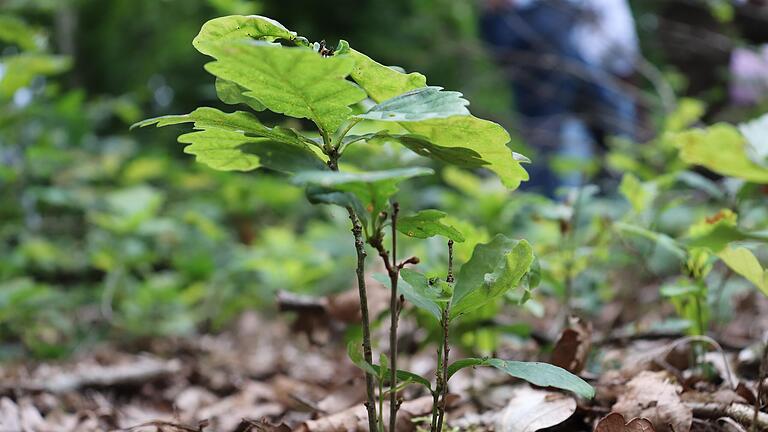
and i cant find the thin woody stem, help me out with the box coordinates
[388,202,400,432]
[436,240,455,432]
[327,151,378,432]
[349,210,378,432]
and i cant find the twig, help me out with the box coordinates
[436,240,455,432]
[688,402,768,431]
[348,209,379,432]
[754,340,768,432]
[327,149,378,432]
[659,335,737,389]
[388,202,400,432]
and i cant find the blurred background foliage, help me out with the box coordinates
[1,0,767,359]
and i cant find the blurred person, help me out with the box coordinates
[480,0,639,196]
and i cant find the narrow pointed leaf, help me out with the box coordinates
[202,43,367,134]
[355,86,469,122]
[451,235,534,317]
[396,209,465,242]
[447,358,594,399]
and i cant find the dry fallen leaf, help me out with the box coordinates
[551,316,593,374]
[297,395,455,432]
[494,386,577,432]
[595,412,656,432]
[611,371,692,432]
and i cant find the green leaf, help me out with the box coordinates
[193,15,297,56]
[718,246,768,296]
[369,363,432,390]
[355,86,469,122]
[403,116,529,189]
[619,173,656,213]
[293,168,433,218]
[369,134,489,168]
[451,235,534,317]
[672,123,768,183]
[388,270,444,321]
[347,340,377,376]
[0,54,70,98]
[738,113,768,168]
[615,222,687,261]
[0,15,42,51]
[131,107,325,173]
[201,43,367,134]
[347,47,527,189]
[447,358,594,398]
[347,48,427,103]
[396,209,465,242]
[215,78,266,111]
[685,210,768,252]
[305,186,367,222]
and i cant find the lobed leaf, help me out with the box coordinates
[402,116,530,189]
[451,235,534,317]
[193,15,297,56]
[202,43,367,134]
[346,47,529,188]
[131,107,326,173]
[347,48,427,103]
[396,209,465,242]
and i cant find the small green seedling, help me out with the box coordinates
[133,15,590,431]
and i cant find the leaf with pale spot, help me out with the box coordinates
[396,209,465,242]
[451,235,534,317]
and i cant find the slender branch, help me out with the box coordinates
[349,210,379,432]
[436,306,451,432]
[436,240,454,432]
[388,202,400,432]
[753,340,768,432]
[430,346,443,432]
[327,151,378,432]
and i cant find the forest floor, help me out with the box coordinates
[2,280,768,432]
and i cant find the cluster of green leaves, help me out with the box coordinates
[614,103,768,336]
[133,16,594,427]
